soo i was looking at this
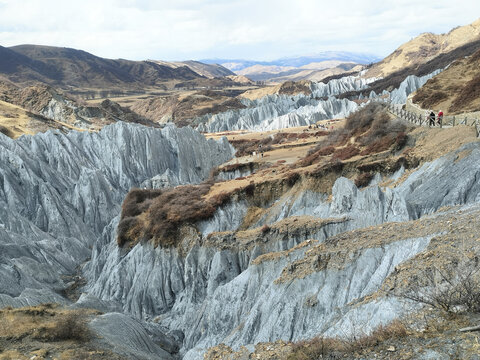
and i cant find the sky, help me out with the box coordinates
[0,0,479,61]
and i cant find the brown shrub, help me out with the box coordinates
[309,159,344,177]
[355,172,374,188]
[394,132,408,151]
[272,132,287,144]
[0,125,13,138]
[121,188,163,218]
[332,145,360,161]
[230,136,275,157]
[261,224,271,234]
[300,145,335,167]
[449,74,480,112]
[298,104,406,168]
[299,152,320,167]
[117,216,141,247]
[33,312,91,342]
[118,183,233,248]
[244,183,255,197]
[357,111,406,146]
[413,89,448,109]
[210,191,231,207]
[222,162,255,173]
[316,145,335,156]
[286,172,300,187]
[360,135,395,155]
[344,103,386,136]
[287,320,408,360]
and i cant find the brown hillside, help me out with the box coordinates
[367,18,480,78]
[150,60,235,78]
[129,90,246,126]
[1,44,202,90]
[340,38,480,99]
[0,81,155,137]
[412,49,480,113]
[116,104,426,250]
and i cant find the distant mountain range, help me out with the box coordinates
[201,51,380,71]
[200,51,380,82]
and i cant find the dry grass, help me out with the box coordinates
[0,304,92,342]
[411,48,480,114]
[355,172,374,188]
[332,145,360,160]
[118,180,261,248]
[450,74,480,112]
[287,320,408,360]
[298,103,408,168]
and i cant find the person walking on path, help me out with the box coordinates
[429,111,436,127]
[437,110,444,126]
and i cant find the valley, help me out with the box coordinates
[0,14,480,360]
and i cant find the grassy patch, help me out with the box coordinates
[298,103,408,168]
[0,304,92,343]
[287,320,408,360]
[449,74,480,112]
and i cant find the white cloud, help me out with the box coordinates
[0,0,479,60]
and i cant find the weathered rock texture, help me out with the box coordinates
[84,141,480,358]
[0,121,233,358]
[195,76,375,132]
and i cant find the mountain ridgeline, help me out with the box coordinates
[0,45,207,89]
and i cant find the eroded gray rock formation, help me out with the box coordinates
[0,122,233,358]
[194,75,374,132]
[84,142,480,358]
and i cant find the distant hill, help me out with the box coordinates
[241,63,361,83]
[0,80,156,137]
[0,44,203,90]
[412,48,480,114]
[151,60,235,78]
[201,51,379,71]
[201,52,378,83]
[366,18,480,78]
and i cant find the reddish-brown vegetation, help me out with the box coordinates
[332,145,360,161]
[298,103,408,168]
[355,172,375,188]
[449,74,480,112]
[261,224,271,234]
[287,320,408,360]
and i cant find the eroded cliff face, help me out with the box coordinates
[1,67,477,360]
[194,76,374,132]
[84,141,480,358]
[0,122,233,310]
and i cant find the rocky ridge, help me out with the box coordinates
[194,76,375,132]
[0,122,233,358]
[84,135,480,358]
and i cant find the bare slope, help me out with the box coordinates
[150,59,235,78]
[366,18,480,78]
[412,49,480,113]
[0,80,155,137]
[129,90,247,126]
[1,45,202,90]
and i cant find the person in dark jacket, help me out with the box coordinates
[429,111,436,126]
